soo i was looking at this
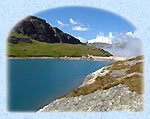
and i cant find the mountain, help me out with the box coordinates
[7,40,112,57]
[8,16,82,44]
[88,42,112,48]
[7,16,113,57]
[88,42,127,49]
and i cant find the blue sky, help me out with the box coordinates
[34,6,136,42]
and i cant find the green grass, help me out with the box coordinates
[108,64,130,70]
[62,71,144,98]
[7,40,112,57]
[128,55,144,61]
[61,56,144,98]
[10,33,29,39]
[62,74,121,98]
[106,60,131,70]
[123,75,144,94]
[126,62,144,74]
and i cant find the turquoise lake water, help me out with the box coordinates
[8,59,112,112]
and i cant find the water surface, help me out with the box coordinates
[8,59,112,111]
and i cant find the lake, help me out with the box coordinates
[7,59,112,112]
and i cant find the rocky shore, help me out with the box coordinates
[8,56,128,61]
[38,56,144,112]
[39,84,144,112]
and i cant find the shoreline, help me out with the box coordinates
[38,55,144,112]
[38,64,110,112]
[7,56,128,61]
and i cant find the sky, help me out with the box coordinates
[34,6,136,43]
[34,6,143,57]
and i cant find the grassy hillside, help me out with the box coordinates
[10,33,29,38]
[62,56,144,98]
[7,40,112,57]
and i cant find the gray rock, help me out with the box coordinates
[122,60,144,66]
[38,57,144,112]
[110,69,128,77]
[39,84,144,112]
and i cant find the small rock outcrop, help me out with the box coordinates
[8,36,32,44]
[8,16,82,44]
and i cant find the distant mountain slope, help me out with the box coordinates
[87,36,143,57]
[7,40,112,57]
[8,16,82,44]
[88,42,112,48]
[7,16,113,57]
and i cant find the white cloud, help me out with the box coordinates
[76,37,87,43]
[69,18,78,24]
[88,32,143,57]
[126,31,133,36]
[108,32,115,39]
[57,20,65,27]
[72,26,88,31]
[88,32,113,44]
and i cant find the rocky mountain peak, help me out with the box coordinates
[8,16,82,44]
